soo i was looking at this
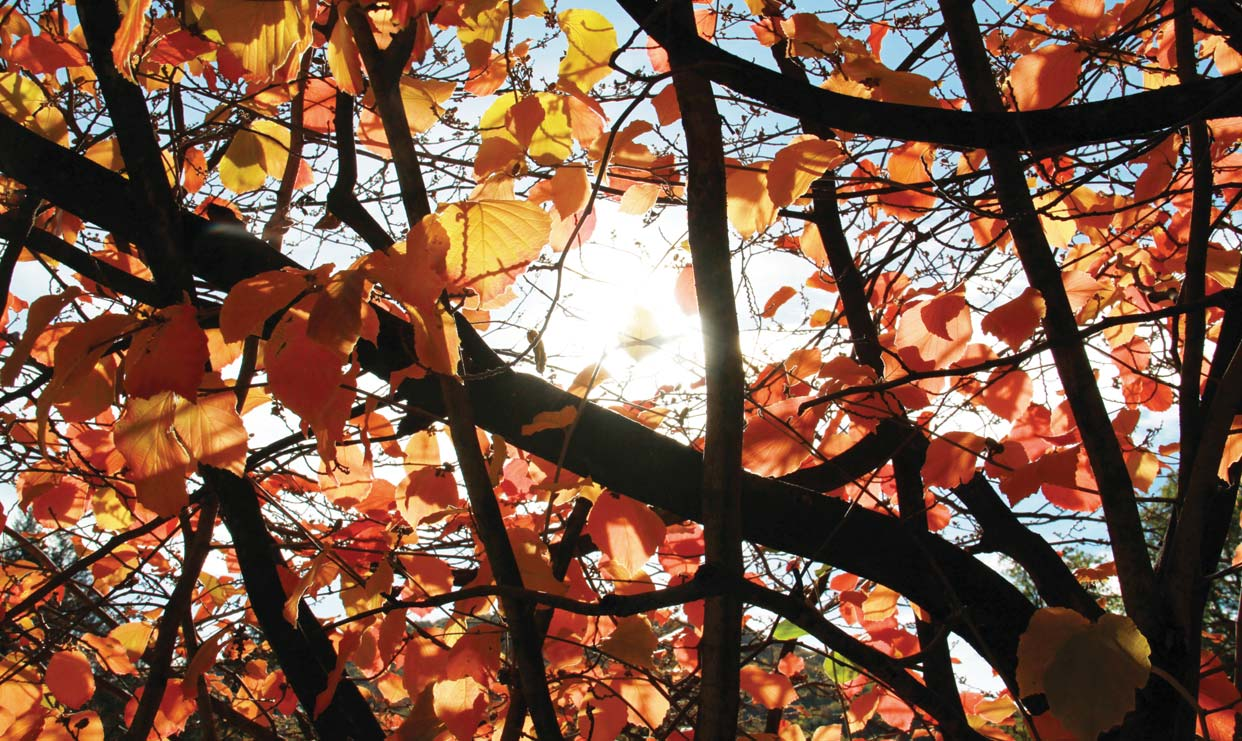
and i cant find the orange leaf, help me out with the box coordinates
[112,0,154,78]
[982,288,1046,350]
[521,405,578,435]
[981,368,1034,422]
[125,304,208,400]
[1,288,80,387]
[173,392,248,476]
[397,467,460,526]
[1047,0,1104,37]
[114,392,193,516]
[306,268,367,359]
[45,650,95,709]
[922,431,986,489]
[432,677,487,740]
[742,398,820,477]
[195,0,312,83]
[726,161,777,237]
[895,287,972,368]
[740,664,798,710]
[584,491,666,573]
[219,269,307,343]
[549,164,590,217]
[767,138,845,208]
[675,264,698,314]
[1009,44,1084,110]
[761,286,798,319]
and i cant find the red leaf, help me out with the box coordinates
[125,304,208,400]
[761,286,798,318]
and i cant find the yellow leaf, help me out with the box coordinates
[1017,609,1151,739]
[1046,615,1150,739]
[402,78,457,133]
[173,393,248,476]
[91,487,134,532]
[599,616,658,668]
[619,306,662,361]
[220,120,293,194]
[411,303,460,376]
[0,71,68,143]
[440,200,551,307]
[480,92,575,166]
[327,16,364,95]
[557,9,617,92]
[520,405,577,435]
[194,0,311,82]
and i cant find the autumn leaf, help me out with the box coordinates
[45,650,95,709]
[740,664,798,709]
[767,138,845,208]
[433,677,487,740]
[220,267,307,340]
[113,0,154,78]
[1009,44,1084,110]
[193,0,312,82]
[220,120,308,194]
[557,9,618,92]
[125,304,208,400]
[397,467,460,526]
[584,491,666,573]
[521,405,578,435]
[982,287,1046,350]
[114,392,193,516]
[440,200,552,307]
[173,392,248,476]
[599,616,659,668]
[726,161,777,237]
[1017,609,1150,739]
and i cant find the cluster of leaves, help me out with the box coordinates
[0,0,1240,738]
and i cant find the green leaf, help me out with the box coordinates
[772,620,807,640]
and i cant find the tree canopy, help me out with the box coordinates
[0,0,1241,738]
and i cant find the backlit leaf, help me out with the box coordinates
[194,0,311,82]
[440,200,551,307]
[557,9,617,92]
[219,269,308,343]
[740,664,798,710]
[1018,609,1150,739]
[125,304,208,400]
[584,491,666,573]
[767,138,845,208]
[1009,44,1084,110]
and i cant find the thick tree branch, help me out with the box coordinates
[205,467,384,740]
[670,3,748,732]
[78,0,191,301]
[618,0,1242,151]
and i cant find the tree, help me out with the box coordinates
[0,0,1239,737]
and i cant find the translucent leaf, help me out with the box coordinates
[557,9,618,92]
